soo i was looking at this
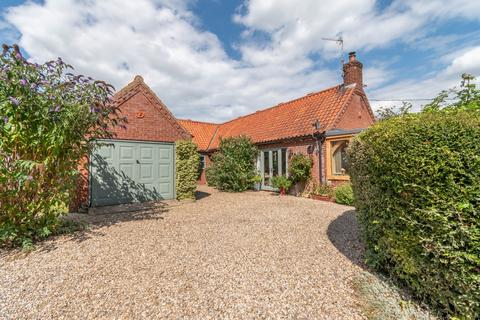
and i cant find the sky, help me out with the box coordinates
[0,0,479,123]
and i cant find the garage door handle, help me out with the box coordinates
[136,160,140,164]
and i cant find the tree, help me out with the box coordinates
[0,44,125,246]
[423,73,480,112]
[375,102,413,121]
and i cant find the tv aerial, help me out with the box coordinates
[321,33,345,68]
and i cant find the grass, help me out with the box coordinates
[353,271,438,320]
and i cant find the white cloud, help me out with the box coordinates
[2,0,480,122]
[3,0,340,123]
[235,0,480,57]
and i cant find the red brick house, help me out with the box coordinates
[179,52,374,189]
[75,52,374,209]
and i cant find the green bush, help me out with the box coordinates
[0,45,124,247]
[289,153,312,183]
[205,166,218,187]
[175,140,199,200]
[334,183,354,205]
[207,136,258,192]
[348,111,480,318]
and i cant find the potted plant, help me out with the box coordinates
[251,174,263,191]
[271,176,292,196]
[312,184,334,202]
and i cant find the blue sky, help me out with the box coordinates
[1,0,479,122]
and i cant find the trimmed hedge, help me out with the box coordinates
[206,136,258,192]
[175,140,199,200]
[348,111,480,318]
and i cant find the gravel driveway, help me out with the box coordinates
[0,186,366,319]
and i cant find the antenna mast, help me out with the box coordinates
[321,33,344,70]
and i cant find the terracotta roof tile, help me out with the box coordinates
[207,85,356,149]
[177,119,219,151]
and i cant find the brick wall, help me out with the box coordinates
[111,92,189,143]
[335,94,374,129]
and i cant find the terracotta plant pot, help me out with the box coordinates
[312,194,332,202]
[279,187,287,196]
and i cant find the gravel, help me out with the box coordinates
[0,186,366,319]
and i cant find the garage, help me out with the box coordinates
[72,76,192,211]
[90,140,175,207]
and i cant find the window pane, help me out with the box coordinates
[272,150,279,177]
[281,148,287,176]
[331,140,349,175]
[263,151,270,185]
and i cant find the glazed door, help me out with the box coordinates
[261,148,287,190]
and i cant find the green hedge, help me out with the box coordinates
[348,111,480,318]
[175,140,199,200]
[206,136,258,192]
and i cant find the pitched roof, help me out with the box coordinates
[202,85,360,150]
[178,119,219,151]
[112,75,191,140]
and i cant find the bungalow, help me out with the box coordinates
[179,52,374,189]
[74,52,374,210]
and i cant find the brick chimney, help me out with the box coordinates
[343,51,363,88]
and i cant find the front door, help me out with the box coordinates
[261,148,287,190]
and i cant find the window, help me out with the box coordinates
[331,140,348,176]
[326,137,352,180]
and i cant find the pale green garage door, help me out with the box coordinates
[90,140,175,207]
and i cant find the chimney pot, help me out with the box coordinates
[348,51,356,62]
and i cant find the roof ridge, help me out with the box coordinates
[218,85,342,126]
[206,124,221,151]
[178,119,220,126]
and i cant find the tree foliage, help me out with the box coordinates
[423,73,480,112]
[206,136,258,192]
[0,45,125,247]
[175,140,199,200]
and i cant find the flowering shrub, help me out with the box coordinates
[0,45,125,247]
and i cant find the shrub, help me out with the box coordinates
[289,153,312,183]
[207,136,258,192]
[334,183,354,205]
[0,45,124,247]
[271,175,292,194]
[314,184,334,197]
[205,166,218,187]
[175,140,199,200]
[348,110,480,318]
